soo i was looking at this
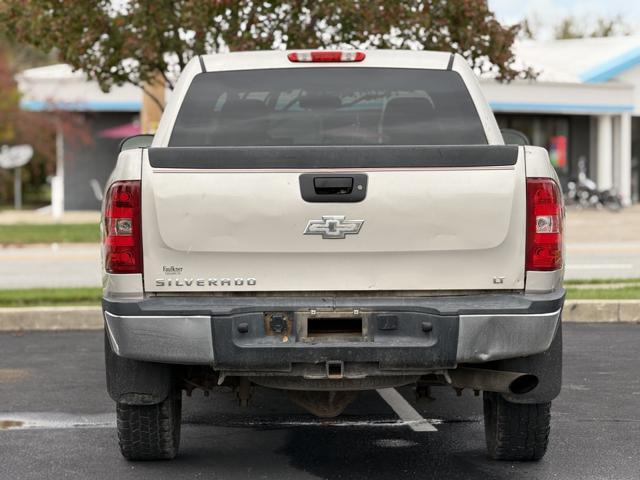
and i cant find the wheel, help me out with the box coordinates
[604,197,623,212]
[483,392,551,461]
[116,391,182,460]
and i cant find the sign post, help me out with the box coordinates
[14,166,22,209]
[0,145,34,210]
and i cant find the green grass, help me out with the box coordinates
[564,277,640,299]
[0,288,102,307]
[0,223,100,244]
[566,286,640,300]
[564,278,640,286]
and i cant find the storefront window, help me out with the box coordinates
[631,117,640,202]
[496,114,570,179]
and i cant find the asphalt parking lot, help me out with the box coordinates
[1,323,639,480]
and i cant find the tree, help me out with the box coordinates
[518,17,537,40]
[1,0,530,108]
[591,16,632,38]
[553,14,632,40]
[553,17,584,40]
[0,45,88,205]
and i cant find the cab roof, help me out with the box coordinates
[200,50,453,72]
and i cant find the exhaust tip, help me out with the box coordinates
[509,374,539,395]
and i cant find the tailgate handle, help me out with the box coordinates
[299,173,368,203]
[313,177,353,195]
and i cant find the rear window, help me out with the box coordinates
[169,68,487,147]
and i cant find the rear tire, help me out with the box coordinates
[483,392,550,461]
[116,391,182,461]
[604,196,623,212]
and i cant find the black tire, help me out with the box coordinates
[483,392,551,461]
[604,197,623,212]
[116,391,182,461]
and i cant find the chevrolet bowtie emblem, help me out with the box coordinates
[304,216,364,239]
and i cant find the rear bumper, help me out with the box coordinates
[103,290,564,373]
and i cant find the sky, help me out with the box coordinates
[488,0,640,39]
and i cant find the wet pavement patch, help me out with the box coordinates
[0,420,24,430]
[0,368,30,382]
[373,438,419,448]
[0,413,115,430]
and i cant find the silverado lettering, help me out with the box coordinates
[155,278,257,287]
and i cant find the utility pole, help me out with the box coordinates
[51,121,64,219]
[14,166,21,209]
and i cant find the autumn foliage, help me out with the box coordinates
[0,48,88,204]
[1,0,528,98]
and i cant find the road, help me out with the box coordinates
[565,241,640,280]
[0,243,101,289]
[1,324,639,479]
[0,239,638,289]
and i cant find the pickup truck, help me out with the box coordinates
[102,50,564,462]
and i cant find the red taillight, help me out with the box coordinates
[287,51,365,63]
[103,180,142,274]
[526,178,563,271]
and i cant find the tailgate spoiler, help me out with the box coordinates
[148,145,518,170]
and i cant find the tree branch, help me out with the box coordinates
[158,68,174,91]
[141,85,165,112]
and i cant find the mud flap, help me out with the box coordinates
[104,329,173,405]
[487,320,562,404]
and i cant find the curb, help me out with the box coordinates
[562,300,640,323]
[0,301,638,331]
[0,306,103,331]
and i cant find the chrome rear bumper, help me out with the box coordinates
[456,309,561,362]
[104,291,563,368]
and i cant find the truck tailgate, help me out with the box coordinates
[142,146,525,292]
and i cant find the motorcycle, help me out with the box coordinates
[565,171,623,212]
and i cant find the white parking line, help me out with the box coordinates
[224,419,437,428]
[0,411,441,431]
[0,412,115,430]
[376,388,438,432]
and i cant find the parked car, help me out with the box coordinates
[102,50,564,462]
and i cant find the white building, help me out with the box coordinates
[485,36,640,205]
[16,37,640,210]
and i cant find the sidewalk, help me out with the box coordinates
[564,205,640,280]
[565,204,640,243]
